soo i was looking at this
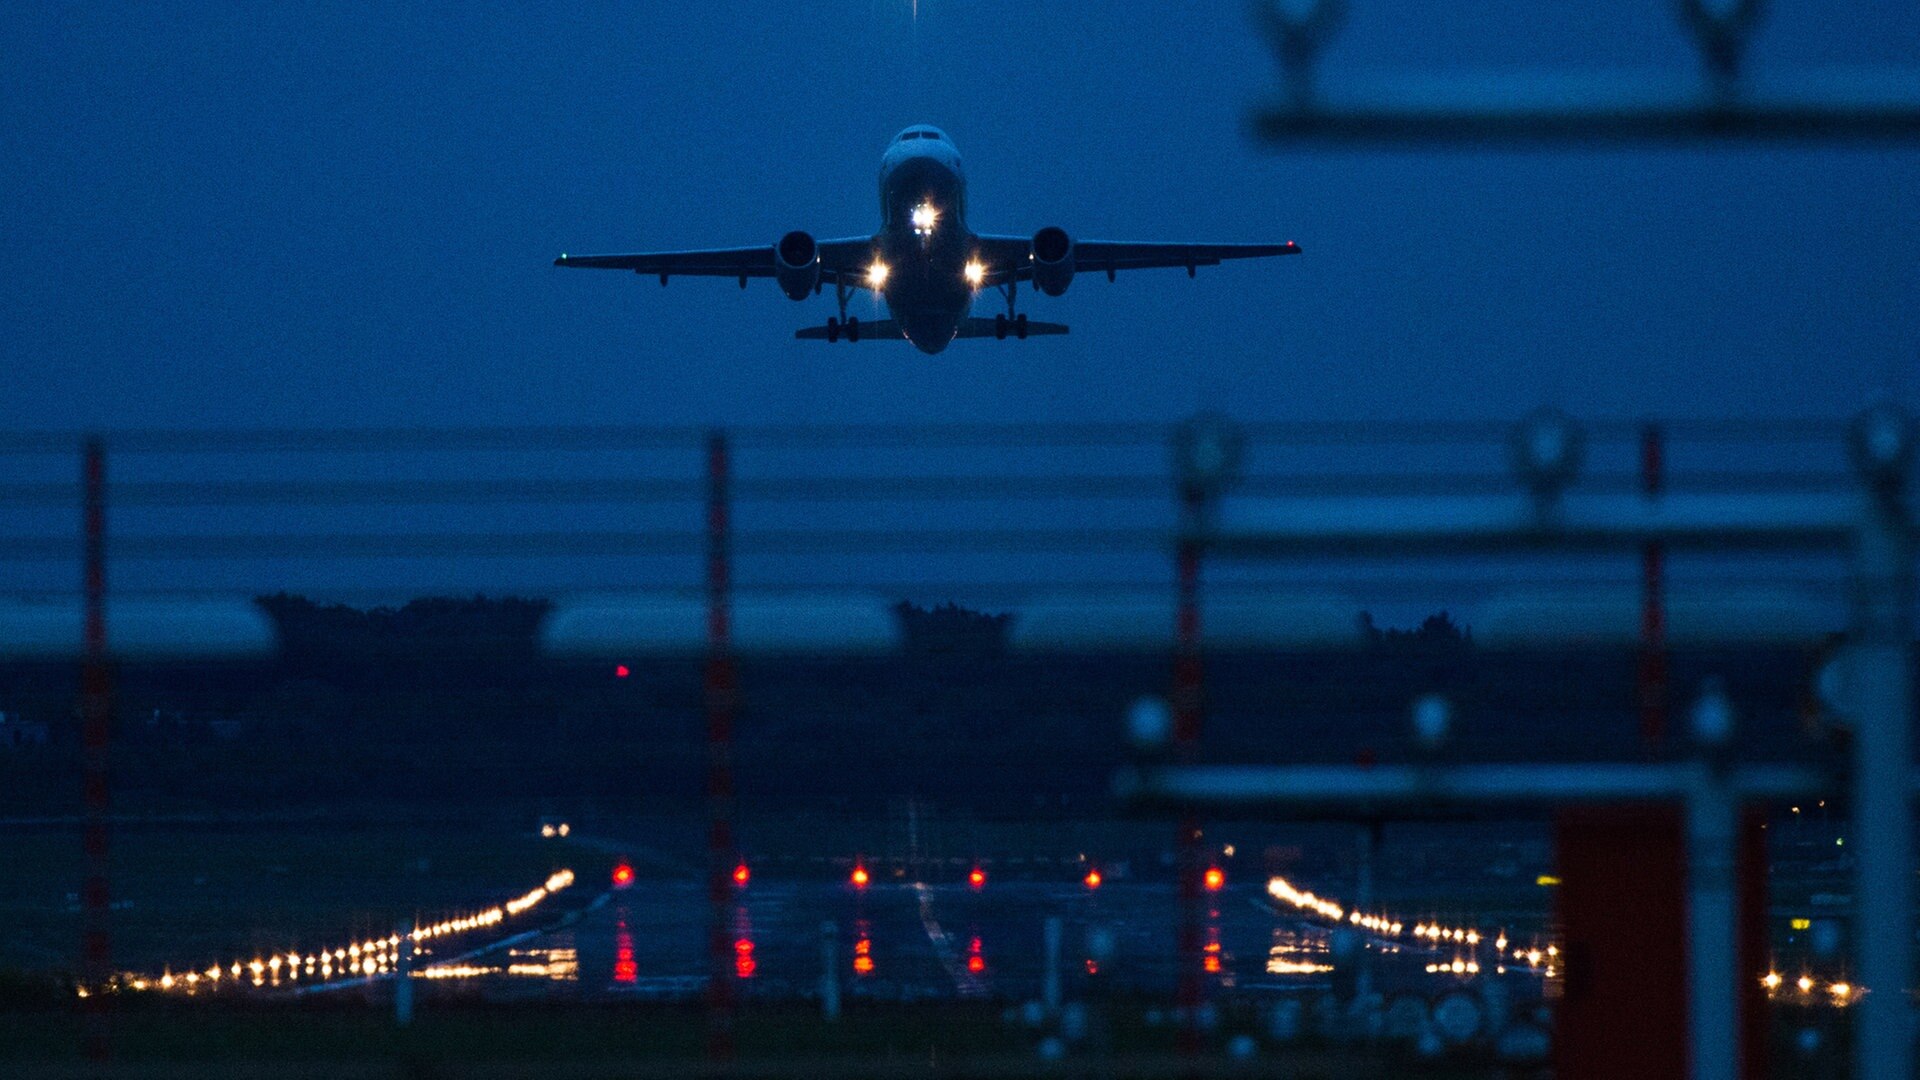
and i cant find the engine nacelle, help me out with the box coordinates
[775,230,820,301]
[1031,227,1074,297]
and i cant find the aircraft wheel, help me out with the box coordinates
[826,317,840,343]
[1014,314,1029,340]
[994,314,1008,341]
[846,316,860,343]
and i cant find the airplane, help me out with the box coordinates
[554,125,1301,355]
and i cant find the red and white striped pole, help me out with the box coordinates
[1173,483,1206,1061]
[705,430,737,1067]
[79,437,112,1066]
[1639,421,1667,747]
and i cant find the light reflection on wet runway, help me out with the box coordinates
[424,881,1336,1002]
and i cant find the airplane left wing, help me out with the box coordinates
[554,237,879,287]
[972,236,1300,286]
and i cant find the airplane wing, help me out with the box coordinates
[972,236,1300,286]
[554,237,879,288]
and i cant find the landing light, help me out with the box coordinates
[910,203,938,235]
[867,260,889,288]
[963,260,985,287]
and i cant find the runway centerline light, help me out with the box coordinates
[612,862,635,889]
[968,867,986,889]
[733,862,750,887]
[1084,868,1103,890]
[851,865,870,889]
[1204,867,1225,892]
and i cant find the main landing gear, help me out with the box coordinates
[821,277,861,343]
[993,278,1028,339]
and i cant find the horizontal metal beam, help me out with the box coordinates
[1116,761,1833,819]
[1253,73,1920,145]
[1202,492,1863,557]
[0,600,276,659]
[541,593,898,656]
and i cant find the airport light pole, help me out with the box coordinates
[1127,406,1916,1080]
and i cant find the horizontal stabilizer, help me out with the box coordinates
[955,317,1067,339]
[794,317,1068,343]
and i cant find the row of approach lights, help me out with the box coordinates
[1268,873,1860,1002]
[607,860,1228,894]
[98,870,576,997]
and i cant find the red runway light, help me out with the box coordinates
[614,664,630,678]
[967,954,986,974]
[1204,867,1225,891]
[968,867,986,889]
[611,862,635,889]
[1083,869,1103,890]
[850,865,870,888]
[733,863,750,886]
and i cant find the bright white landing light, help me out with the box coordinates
[867,260,890,288]
[910,203,938,236]
[963,260,985,287]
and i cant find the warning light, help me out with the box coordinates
[733,863,750,887]
[1083,869,1103,890]
[611,863,635,889]
[851,865,870,888]
[853,936,874,975]
[614,664,630,678]
[967,954,986,974]
[968,867,986,889]
[1204,867,1225,891]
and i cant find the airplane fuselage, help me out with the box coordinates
[872,127,975,353]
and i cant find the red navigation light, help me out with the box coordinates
[732,863,750,887]
[611,862,635,889]
[850,865,870,888]
[968,867,986,889]
[1204,867,1226,892]
[1083,868,1103,890]
[614,664,630,678]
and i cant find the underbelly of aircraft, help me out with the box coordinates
[883,248,973,354]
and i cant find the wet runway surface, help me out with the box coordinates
[434,880,1400,1003]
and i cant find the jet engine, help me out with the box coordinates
[1031,227,1075,296]
[775,230,820,300]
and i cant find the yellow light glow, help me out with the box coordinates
[1536,875,1561,887]
[1798,976,1815,992]
[1791,918,1811,930]
[1830,982,1852,1000]
[963,260,986,286]
[1763,971,1783,990]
